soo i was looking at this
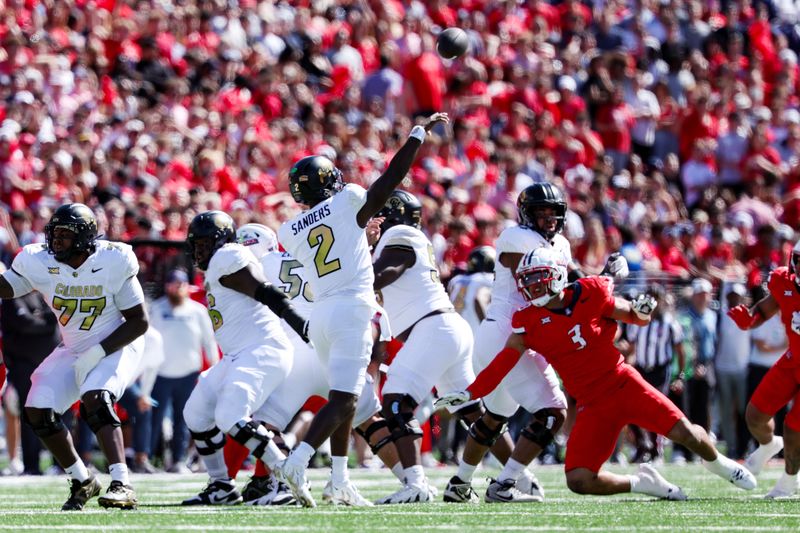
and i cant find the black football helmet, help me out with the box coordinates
[288,155,344,206]
[467,246,496,274]
[376,190,422,233]
[45,203,98,261]
[517,182,567,240]
[187,211,236,271]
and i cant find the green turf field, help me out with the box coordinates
[0,463,796,532]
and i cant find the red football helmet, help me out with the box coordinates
[516,248,568,307]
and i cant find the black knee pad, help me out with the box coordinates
[468,412,508,447]
[230,419,274,459]
[383,396,423,441]
[519,408,560,448]
[23,408,66,439]
[355,418,392,454]
[191,427,226,456]
[80,390,121,433]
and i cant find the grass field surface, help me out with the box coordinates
[0,463,796,532]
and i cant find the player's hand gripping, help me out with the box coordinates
[434,390,471,409]
[73,344,106,386]
[602,252,629,280]
[631,294,657,320]
[421,112,450,134]
[366,217,384,248]
[728,304,756,330]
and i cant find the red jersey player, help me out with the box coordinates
[437,247,756,499]
[729,239,800,498]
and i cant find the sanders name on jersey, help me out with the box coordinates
[290,205,332,235]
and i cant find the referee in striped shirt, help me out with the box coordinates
[625,284,686,462]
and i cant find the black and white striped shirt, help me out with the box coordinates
[628,313,684,370]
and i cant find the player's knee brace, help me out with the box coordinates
[468,411,508,447]
[191,427,227,456]
[383,396,423,441]
[79,390,121,433]
[519,408,560,448]
[355,419,392,454]
[229,419,275,459]
[454,399,483,425]
[23,408,66,439]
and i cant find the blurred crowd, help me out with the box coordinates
[3,0,800,472]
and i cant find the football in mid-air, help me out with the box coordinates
[436,28,469,60]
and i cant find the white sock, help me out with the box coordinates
[775,471,798,492]
[331,456,349,485]
[202,449,229,482]
[288,441,315,467]
[65,460,90,483]
[109,463,130,485]
[704,455,736,477]
[390,462,405,482]
[261,440,286,470]
[498,458,527,483]
[404,465,425,488]
[456,461,478,483]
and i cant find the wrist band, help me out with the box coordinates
[409,125,426,142]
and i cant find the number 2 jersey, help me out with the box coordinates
[767,266,800,367]
[373,224,452,334]
[5,240,145,353]
[203,243,287,356]
[486,225,572,323]
[278,184,375,303]
[511,276,622,404]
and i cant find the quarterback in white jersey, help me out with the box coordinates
[0,204,148,511]
[275,112,449,508]
[237,224,403,506]
[181,211,309,508]
[448,246,496,335]
[372,190,488,504]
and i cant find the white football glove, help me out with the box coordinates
[73,344,106,387]
[434,390,472,409]
[603,252,629,280]
[792,311,800,335]
[632,294,658,321]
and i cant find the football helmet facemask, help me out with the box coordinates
[288,155,344,207]
[187,211,236,271]
[516,247,568,307]
[45,203,99,262]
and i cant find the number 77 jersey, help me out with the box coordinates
[279,184,375,302]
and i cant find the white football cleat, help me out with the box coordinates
[443,476,479,503]
[322,479,373,506]
[726,464,757,490]
[745,436,784,476]
[182,479,243,506]
[376,479,435,505]
[485,478,542,503]
[636,463,687,501]
[274,460,316,508]
[765,472,799,499]
[517,470,545,500]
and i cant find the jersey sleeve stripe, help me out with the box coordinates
[512,326,526,334]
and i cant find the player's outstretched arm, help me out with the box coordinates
[608,295,657,326]
[356,112,449,228]
[468,333,526,399]
[729,293,779,330]
[220,265,309,341]
[373,246,416,290]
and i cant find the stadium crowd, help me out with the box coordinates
[1,0,800,474]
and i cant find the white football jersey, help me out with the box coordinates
[278,184,375,303]
[260,250,314,342]
[485,225,572,322]
[204,243,286,355]
[448,271,493,335]
[373,225,453,334]
[8,240,143,353]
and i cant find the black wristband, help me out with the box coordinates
[253,283,309,342]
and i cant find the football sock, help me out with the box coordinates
[772,472,798,494]
[750,437,784,467]
[224,439,250,479]
[390,462,405,482]
[404,465,425,488]
[456,461,478,484]
[65,460,90,483]
[289,442,315,468]
[703,454,739,478]
[204,449,230,482]
[109,463,130,485]
[254,460,269,478]
[498,458,526,483]
[331,456,349,485]
[260,440,286,470]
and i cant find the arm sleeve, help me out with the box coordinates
[114,275,146,310]
[467,347,523,399]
